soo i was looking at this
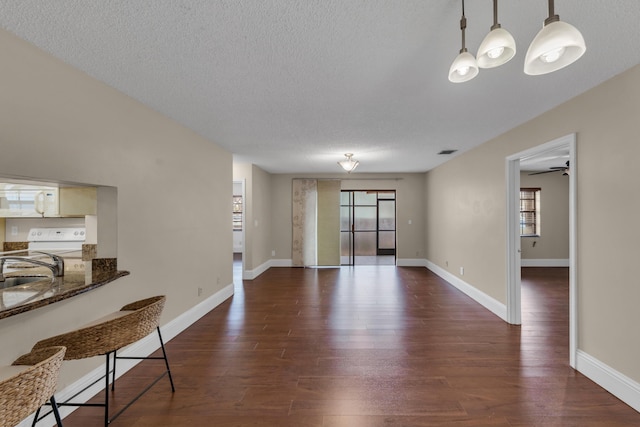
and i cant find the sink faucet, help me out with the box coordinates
[0,252,65,282]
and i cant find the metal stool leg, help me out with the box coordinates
[31,407,41,427]
[104,353,110,427]
[111,350,117,391]
[156,327,175,392]
[50,396,64,427]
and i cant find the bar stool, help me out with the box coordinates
[0,346,66,427]
[30,295,174,426]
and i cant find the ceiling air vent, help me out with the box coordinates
[438,149,458,155]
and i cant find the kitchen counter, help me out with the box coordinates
[0,259,129,320]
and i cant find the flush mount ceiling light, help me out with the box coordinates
[524,0,586,75]
[448,0,479,83]
[476,0,516,68]
[338,153,359,173]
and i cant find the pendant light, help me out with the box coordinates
[524,0,586,75]
[338,153,359,173]
[476,0,516,68]
[448,0,479,83]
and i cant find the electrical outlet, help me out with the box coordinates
[216,276,220,285]
[271,250,275,256]
[459,267,464,275]
[197,287,203,297]
[11,226,18,236]
[445,260,449,267]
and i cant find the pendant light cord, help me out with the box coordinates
[545,0,559,25]
[459,0,467,53]
[491,0,501,30]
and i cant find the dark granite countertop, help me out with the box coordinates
[0,261,129,320]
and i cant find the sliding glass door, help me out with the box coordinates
[340,190,396,265]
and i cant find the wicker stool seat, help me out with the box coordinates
[0,346,66,427]
[30,296,174,427]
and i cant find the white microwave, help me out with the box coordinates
[0,187,59,217]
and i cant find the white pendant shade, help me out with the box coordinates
[448,51,479,83]
[477,27,516,68]
[524,20,586,75]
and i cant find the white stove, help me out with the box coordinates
[28,227,86,252]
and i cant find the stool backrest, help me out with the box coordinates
[32,296,166,360]
[0,346,66,427]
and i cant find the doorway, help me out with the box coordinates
[232,180,245,284]
[340,190,396,266]
[505,133,577,367]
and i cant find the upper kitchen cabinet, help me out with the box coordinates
[59,187,97,217]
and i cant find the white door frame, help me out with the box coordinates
[505,133,577,368]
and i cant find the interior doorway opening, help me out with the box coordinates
[233,180,245,284]
[506,133,577,367]
[340,190,396,266]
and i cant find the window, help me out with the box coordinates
[520,188,540,236]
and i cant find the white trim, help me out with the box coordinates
[426,260,507,321]
[568,138,578,369]
[521,258,570,267]
[246,258,429,278]
[505,133,577,368]
[243,259,272,280]
[270,258,293,268]
[269,258,428,269]
[396,258,427,267]
[505,156,522,325]
[576,350,640,413]
[19,283,234,427]
[162,283,234,341]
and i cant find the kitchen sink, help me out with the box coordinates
[0,276,52,289]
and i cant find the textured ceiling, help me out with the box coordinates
[1,1,639,173]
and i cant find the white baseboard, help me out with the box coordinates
[270,258,293,267]
[521,258,570,267]
[269,259,428,269]
[576,350,640,413]
[425,260,507,321]
[22,283,234,427]
[396,258,427,267]
[243,259,293,280]
[243,260,271,280]
[247,258,429,277]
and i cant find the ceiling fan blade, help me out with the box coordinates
[528,170,561,175]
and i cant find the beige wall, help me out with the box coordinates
[251,165,273,269]
[270,173,425,262]
[425,64,640,383]
[425,149,506,299]
[0,29,233,386]
[520,172,569,260]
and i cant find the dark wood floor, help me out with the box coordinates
[63,266,640,426]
